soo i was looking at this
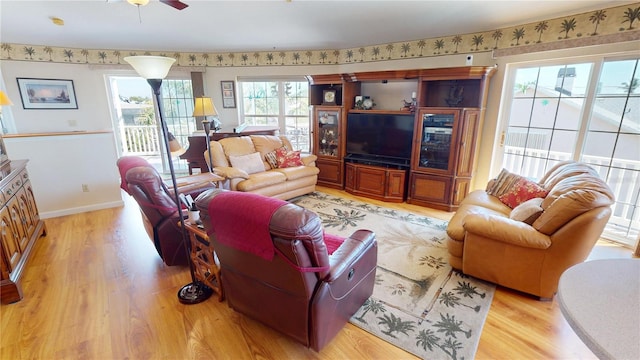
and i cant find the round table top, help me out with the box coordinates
[558,259,640,360]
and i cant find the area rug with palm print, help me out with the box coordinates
[291,192,495,360]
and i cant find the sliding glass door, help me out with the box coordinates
[498,55,639,248]
[108,76,195,175]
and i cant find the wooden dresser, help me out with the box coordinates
[0,160,47,304]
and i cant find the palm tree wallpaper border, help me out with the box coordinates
[1,4,639,67]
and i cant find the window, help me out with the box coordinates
[161,78,197,151]
[499,55,639,247]
[108,76,195,174]
[238,79,310,152]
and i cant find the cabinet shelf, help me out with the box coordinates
[348,109,413,115]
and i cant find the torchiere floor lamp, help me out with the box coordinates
[124,55,213,304]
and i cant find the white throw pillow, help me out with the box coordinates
[228,152,265,174]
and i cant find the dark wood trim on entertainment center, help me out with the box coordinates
[307,66,496,210]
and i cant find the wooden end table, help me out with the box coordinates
[180,220,224,301]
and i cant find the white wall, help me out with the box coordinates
[1,42,636,217]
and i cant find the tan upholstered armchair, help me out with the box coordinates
[446,161,615,299]
[196,189,377,351]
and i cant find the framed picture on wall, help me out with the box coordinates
[220,80,236,108]
[17,78,78,109]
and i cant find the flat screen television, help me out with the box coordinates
[346,112,415,165]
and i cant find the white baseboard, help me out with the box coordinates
[39,200,124,219]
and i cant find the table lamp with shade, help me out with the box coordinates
[124,55,213,304]
[192,96,219,173]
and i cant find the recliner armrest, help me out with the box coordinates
[327,229,376,282]
[463,213,551,249]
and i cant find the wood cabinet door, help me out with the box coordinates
[345,163,355,191]
[7,196,27,252]
[412,109,460,175]
[456,109,480,177]
[0,206,21,273]
[386,170,406,199]
[355,166,386,196]
[409,172,451,204]
[313,106,342,160]
[452,178,472,206]
[316,159,343,187]
[15,187,36,239]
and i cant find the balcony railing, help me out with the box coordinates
[504,146,639,246]
[121,125,161,155]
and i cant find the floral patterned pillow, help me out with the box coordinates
[276,147,303,168]
[498,177,548,209]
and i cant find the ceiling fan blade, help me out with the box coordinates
[159,0,188,10]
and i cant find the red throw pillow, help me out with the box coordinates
[276,147,303,168]
[498,177,548,209]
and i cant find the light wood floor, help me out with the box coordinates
[0,186,633,359]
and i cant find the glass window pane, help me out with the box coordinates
[509,98,533,126]
[622,97,639,134]
[583,131,616,158]
[530,98,558,128]
[549,130,577,155]
[555,98,582,130]
[536,65,565,96]
[597,59,639,96]
[590,97,627,131]
[513,68,539,98]
[613,134,640,162]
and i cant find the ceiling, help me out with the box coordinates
[0,0,634,53]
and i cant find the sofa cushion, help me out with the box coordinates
[459,190,511,214]
[229,152,266,174]
[539,161,599,191]
[236,171,287,192]
[251,135,287,153]
[498,177,548,208]
[533,186,615,235]
[276,147,304,168]
[274,165,320,181]
[219,136,256,159]
[510,197,544,224]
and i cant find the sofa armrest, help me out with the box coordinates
[301,154,318,166]
[327,229,376,282]
[213,166,249,180]
[463,213,551,249]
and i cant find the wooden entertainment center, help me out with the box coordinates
[307,66,496,211]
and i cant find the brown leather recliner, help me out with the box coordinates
[446,161,615,299]
[196,189,377,351]
[117,156,213,266]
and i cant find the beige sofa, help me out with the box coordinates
[204,135,319,200]
[446,161,615,299]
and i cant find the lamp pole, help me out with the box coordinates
[202,119,214,173]
[125,56,212,304]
